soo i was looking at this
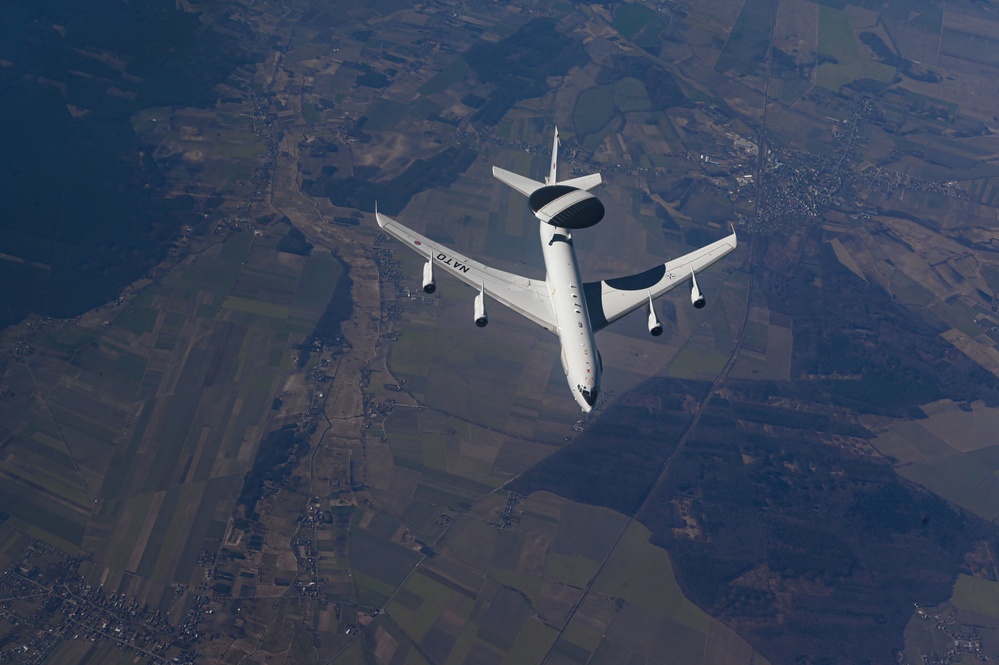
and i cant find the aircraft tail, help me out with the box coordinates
[492,167,543,197]
[492,127,602,196]
[547,127,560,185]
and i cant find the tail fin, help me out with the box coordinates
[492,127,603,196]
[547,127,560,185]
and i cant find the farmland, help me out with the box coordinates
[5,0,999,663]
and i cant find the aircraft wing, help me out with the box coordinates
[584,231,738,332]
[376,211,557,333]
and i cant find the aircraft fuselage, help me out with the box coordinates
[540,222,600,412]
[375,127,737,413]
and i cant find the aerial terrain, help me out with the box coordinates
[3,0,999,663]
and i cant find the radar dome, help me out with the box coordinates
[527,185,605,230]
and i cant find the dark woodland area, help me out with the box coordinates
[0,0,260,328]
[512,229,999,664]
[304,146,477,216]
[463,18,587,126]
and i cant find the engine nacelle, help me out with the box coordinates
[474,291,488,327]
[648,308,663,337]
[422,260,436,294]
[690,271,706,309]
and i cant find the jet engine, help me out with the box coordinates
[527,185,605,230]
[690,270,706,309]
[474,290,488,327]
[647,295,663,336]
[422,260,436,294]
[648,309,663,337]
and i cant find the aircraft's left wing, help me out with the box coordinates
[376,211,557,333]
[584,230,738,332]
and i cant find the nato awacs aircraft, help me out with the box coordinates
[376,129,737,412]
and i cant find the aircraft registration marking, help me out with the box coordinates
[436,252,471,274]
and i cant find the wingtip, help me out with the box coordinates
[374,204,389,229]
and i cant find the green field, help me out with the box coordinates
[593,522,688,614]
[0,226,345,608]
[503,620,558,665]
[613,77,652,112]
[387,572,455,641]
[816,5,895,91]
[714,0,774,76]
[899,456,999,522]
[666,344,730,380]
[222,296,292,319]
[418,57,471,95]
[951,575,999,618]
[573,87,616,137]
[545,552,600,587]
[611,3,667,48]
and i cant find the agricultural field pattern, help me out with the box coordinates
[4,0,999,664]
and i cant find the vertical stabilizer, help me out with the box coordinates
[547,127,559,185]
[493,126,602,195]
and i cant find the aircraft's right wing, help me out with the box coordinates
[584,231,738,332]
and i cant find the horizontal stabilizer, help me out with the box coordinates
[557,173,602,191]
[492,166,544,197]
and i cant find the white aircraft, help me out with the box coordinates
[376,128,737,412]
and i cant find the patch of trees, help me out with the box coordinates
[356,70,389,89]
[463,18,587,126]
[682,223,722,250]
[513,369,991,662]
[596,56,688,111]
[275,221,313,256]
[642,405,982,663]
[509,379,711,515]
[662,176,694,203]
[312,257,353,343]
[510,226,999,663]
[761,232,999,415]
[860,32,940,83]
[303,146,476,216]
[769,46,798,77]
[238,426,311,519]
[727,401,869,437]
[0,0,265,329]
[461,93,486,109]
[0,629,22,650]
[297,255,352,368]
[859,32,902,67]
